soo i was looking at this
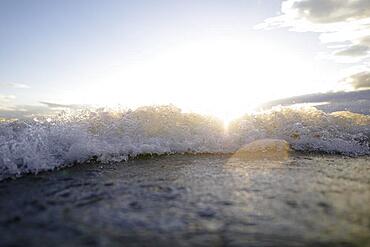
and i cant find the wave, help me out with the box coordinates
[0,105,369,180]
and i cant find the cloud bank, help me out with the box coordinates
[257,0,370,89]
[261,89,370,115]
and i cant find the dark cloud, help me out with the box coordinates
[39,101,77,109]
[291,0,370,23]
[360,36,370,46]
[343,71,370,89]
[261,89,370,115]
[335,45,370,57]
[0,105,53,119]
[0,101,84,120]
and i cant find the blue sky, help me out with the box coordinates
[1,0,367,120]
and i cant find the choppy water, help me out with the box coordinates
[0,105,369,180]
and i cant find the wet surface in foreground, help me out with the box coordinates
[0,154,369,247]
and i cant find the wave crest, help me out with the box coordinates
[0,105,369,179]
[229,106,370,155]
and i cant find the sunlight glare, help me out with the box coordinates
[70,38,324,123]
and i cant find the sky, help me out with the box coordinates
[0,0,369,121]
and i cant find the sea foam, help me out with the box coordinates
[0,105,369,180]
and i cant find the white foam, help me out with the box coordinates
[228,106,369,155]
[0,105,369,180]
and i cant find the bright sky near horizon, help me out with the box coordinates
[0,0,369,121]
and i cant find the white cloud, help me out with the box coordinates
[257,0,370,90]
[0,94,16,102]
[256,0,370,61]
[0,94,16,111]
[0,82,30,89]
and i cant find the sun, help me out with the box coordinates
[67,37,327,123]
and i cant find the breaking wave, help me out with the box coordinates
[0,105,369,180]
